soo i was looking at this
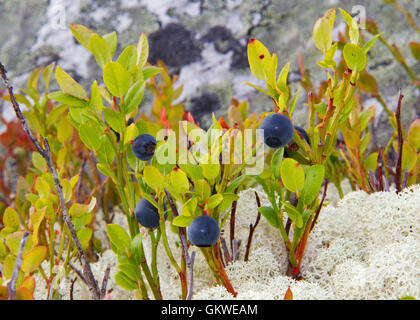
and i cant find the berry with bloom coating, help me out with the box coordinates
[187,215,220,247]
[132,134,156,161]
[135,198,167,229]
[259,113,294,148]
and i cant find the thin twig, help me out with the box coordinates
[244,191,262,262]
[70,278,77,300]
[310,180,328,232]
[164,188,195,300]
[229,187,239,260]
[395,90,404,193]
[186,251,196,300]
[220,237,232,264]
[100,265,111,299]
[75,157,87,203]
[7,231,30,300]
[0,62,101,300]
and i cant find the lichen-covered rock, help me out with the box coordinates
[1,0,419,143]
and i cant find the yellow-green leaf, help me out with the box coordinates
[247,38,272,80]
[280,158,305,194]
[103,62,130,98]
[55,66,87,99]
[21,246,48,273]
[343,43,367,72]
[89,33,112,69]
[143,166,164,191]
[313,8,335,52]
[136,32,149,68]
[3,207,20,230]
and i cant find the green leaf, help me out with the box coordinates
[271,147,284,179]
[122,80,145,114]
[300,165,325,205]
[363,32,384,54]
[247,38,272,80]
[89,81,104,113]
[115,271,137,291]
[69,203,89,217]
[136,32,149,68]
[88,34,112,69]
[409,41,420,62]
[54,66,87,99]
[407,119,420,149]
[258,206,279,228]
[194,179,211,201]
[218,193,239,212]
[343,43,367,72]
[208,194,223,209]
[103,61,130,98]
[3,207,20,230]
[130,233,143,265]
[313,8,335,52]
[118,263,142,282]
[117,45,138,73]
[172,215,194,227]
[70,24,95,50]
[123,123,139,145]
[79,120,103,151]
[339,8,359,45]
[103,107,124,135]
[49,91,88,108]
[35,176,50,198]
[202,164,220,181]
[32,152,46,172]
[170,169,190,193]
[21,246,47,273]
[281,202,303,228]
[103,31,117,58]
[182,197,198,216]
[106,224,131,254]
[142,66,163,80]
[280,158,305,194]
[76,227,92,250]
[57,116,73,143]
[97,163,117,182]
[143,166,164,191]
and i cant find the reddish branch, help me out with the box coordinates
[244,191,262,262]
[395,90,404,193]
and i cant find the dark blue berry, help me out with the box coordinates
[259,113,294,149]
[132,134,156,161]
[187,215,220,247]
[135,198,167,229]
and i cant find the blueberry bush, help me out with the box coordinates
[0,6,418,300]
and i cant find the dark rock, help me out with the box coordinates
[188,92,221,126]
[148,23,201,72]
[201,26,248,70]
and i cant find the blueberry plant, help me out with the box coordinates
[0,6,418,300]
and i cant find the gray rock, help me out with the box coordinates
[0,0,419,147]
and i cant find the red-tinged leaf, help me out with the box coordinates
[284,287,293,300]
[21,276,36,293]
[160,107,171,129]
[218,117,230,129]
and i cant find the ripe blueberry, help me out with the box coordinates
[259,113,294,149]
[187,215,220,247]
[134,198,167,229]
[132,134,156,161]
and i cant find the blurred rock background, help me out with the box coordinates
[0,0,419,145]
